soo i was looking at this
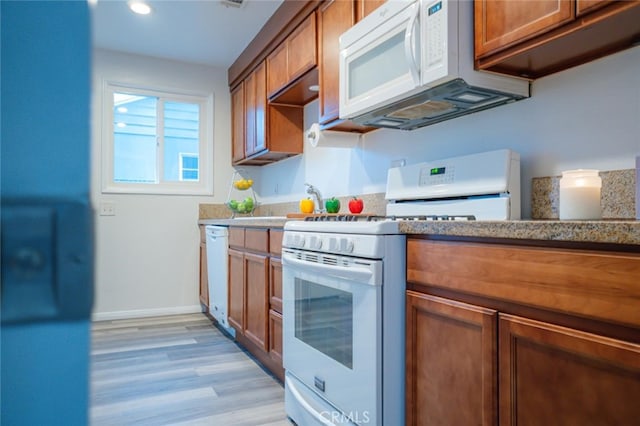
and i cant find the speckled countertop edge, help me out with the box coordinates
[199,218,640,246]
[398,220,640,246]
[198,217,292,228]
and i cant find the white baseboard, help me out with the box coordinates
[92,305,204,322]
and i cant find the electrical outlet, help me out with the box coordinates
[100,202,115,216]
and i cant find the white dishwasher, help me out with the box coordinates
[205,225,234,337]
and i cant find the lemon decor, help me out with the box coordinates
[233,178,253,190]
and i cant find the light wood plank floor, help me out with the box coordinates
[90,313,290,426]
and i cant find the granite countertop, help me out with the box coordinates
[398,220,640,246]
[198,217,292,228]
[199,217,640,246]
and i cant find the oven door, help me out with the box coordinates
[282,248,382,425]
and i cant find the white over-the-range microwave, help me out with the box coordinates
[339,0,531,130]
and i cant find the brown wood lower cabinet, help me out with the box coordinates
[227,248,245,331]
[406,292,497,426]
[499,314,640,425]
[227,227,284,381]
[243,252,269,351]
[406,237,640,425]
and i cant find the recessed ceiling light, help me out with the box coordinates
[128,1,152,15]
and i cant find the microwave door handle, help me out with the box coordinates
[404,4,420,84]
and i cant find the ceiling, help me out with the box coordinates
[91,0,284,68]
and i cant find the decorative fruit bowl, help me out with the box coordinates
[227,170,257,217]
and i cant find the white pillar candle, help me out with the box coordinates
[559,169,602,220]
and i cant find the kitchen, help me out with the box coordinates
[2,0,639,425]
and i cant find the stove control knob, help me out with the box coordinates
[292,235,305,248]
[309,236,322,250]
[340,238,354,253]
[328,237,338,252]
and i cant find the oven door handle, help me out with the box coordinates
[285,375,341,426]
[282,254,379,285]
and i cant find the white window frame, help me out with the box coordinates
[101,81,214,195]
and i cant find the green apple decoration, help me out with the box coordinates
[325,197,340,214]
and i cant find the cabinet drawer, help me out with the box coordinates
[245,228,269,253]
[269,229,283,256]
[407,239,640,329]
[228,227,245,248]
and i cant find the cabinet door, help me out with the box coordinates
[199,241,208,311]
[267,42,288,100]
[318,0,355,125]
[269,257,282,313]
[244,252,269,351]
[287,12,317,83]
[231,82,245,164]
[227,248,245,331]
[269,309,283,365]
[499,314,640,425]
[474,0,574,58]
[253,61,267,155]
[245,62,267,157]
[406,291,498,426]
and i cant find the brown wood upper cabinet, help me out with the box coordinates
[231,61,303,166]
[474,0,640,79]
[317,0,380,132]
[267,11,318,104]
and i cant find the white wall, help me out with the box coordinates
[256,46,640,218]
[91,49,233,319]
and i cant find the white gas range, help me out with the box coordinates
[282,149,520,426]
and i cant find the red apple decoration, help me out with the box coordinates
[348,196,364,214]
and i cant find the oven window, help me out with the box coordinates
[294,278,353,369]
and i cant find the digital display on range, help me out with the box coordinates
[428,1,442,15]
[430,167,446,176]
